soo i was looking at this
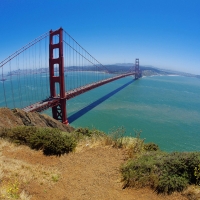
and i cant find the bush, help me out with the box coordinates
[0,126,38,145]
[0,126,76,156]
[194,164,200,185]
[75,127,93,137]
[74,127,104,137]
[121,152,163,189]
[144,142,159,151]
[121,151,200,194]
[156,175,188,194]
[29,128,76,156]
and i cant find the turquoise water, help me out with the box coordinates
[1,73,200,152]
[67,75,200,152]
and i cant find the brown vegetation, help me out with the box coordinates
[0,108,199,199]
[0,138,191,200]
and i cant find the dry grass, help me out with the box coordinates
[120,137,142,148]
[0,136,190,200]
[0,130,194,200]
[72,128,161,170]
[0,185,32,200]
[0,139,60,200]
[19,190,32,200]
[74,133,144,160]
[183,185,200,200]
[75,134,107,152]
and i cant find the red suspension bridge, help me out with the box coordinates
[0,28,142,124]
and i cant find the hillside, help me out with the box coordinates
[0,108,73,132]
[0,139,189,200]
[0,108,199,200]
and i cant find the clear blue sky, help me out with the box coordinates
[0,0,200,74]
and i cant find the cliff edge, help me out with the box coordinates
[0,107,73,132]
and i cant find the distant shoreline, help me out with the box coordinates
[2,65,200,79]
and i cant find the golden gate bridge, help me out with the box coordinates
[0,28,142,124]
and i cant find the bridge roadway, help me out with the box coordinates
[22,72,136,113]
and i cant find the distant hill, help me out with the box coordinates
[105,63,200,78]
[73,62,200,78]
[6,63,199,79]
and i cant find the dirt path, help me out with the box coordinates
[2,144,187,200]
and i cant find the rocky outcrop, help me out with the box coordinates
[0,107,74,132]
[0,107,24,128]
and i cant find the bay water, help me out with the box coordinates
[1,73,200,152]
[65,75,200,152]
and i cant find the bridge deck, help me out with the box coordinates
[22,72,135,113]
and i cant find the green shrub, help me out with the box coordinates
[156,175,188,194]
[121,152,164,189]
[29,128,76,156]
[75,127,93,137]
[74,127,104,136]
[73,127,105,141]
[121,151,200,194]
[194,164,200,185]
[0,126,38,145]
[144,143,159,151]
[0,126,76,156]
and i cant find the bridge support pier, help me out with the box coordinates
[49,28,68,124]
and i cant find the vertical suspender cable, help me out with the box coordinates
[76,42,78,87]
[81,49,85,85]
[78,44,79,87]
[39,40,43,99]
[33,43,36,102]
[85,51,90,84]
[69,35,71,90]
[26,48,31,105]
[29,46,34,105]
[1,66,7,107]
[23,50,29,108]
[73,39,74,89]
[16,56,22,108]
[9,61,15,108]
[45,35,49,97]
[19,55,23,108]
[80,46,82,86]
[64,31,66,92]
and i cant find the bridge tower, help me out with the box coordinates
[49,28,68,124]
[135,58,140,79]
